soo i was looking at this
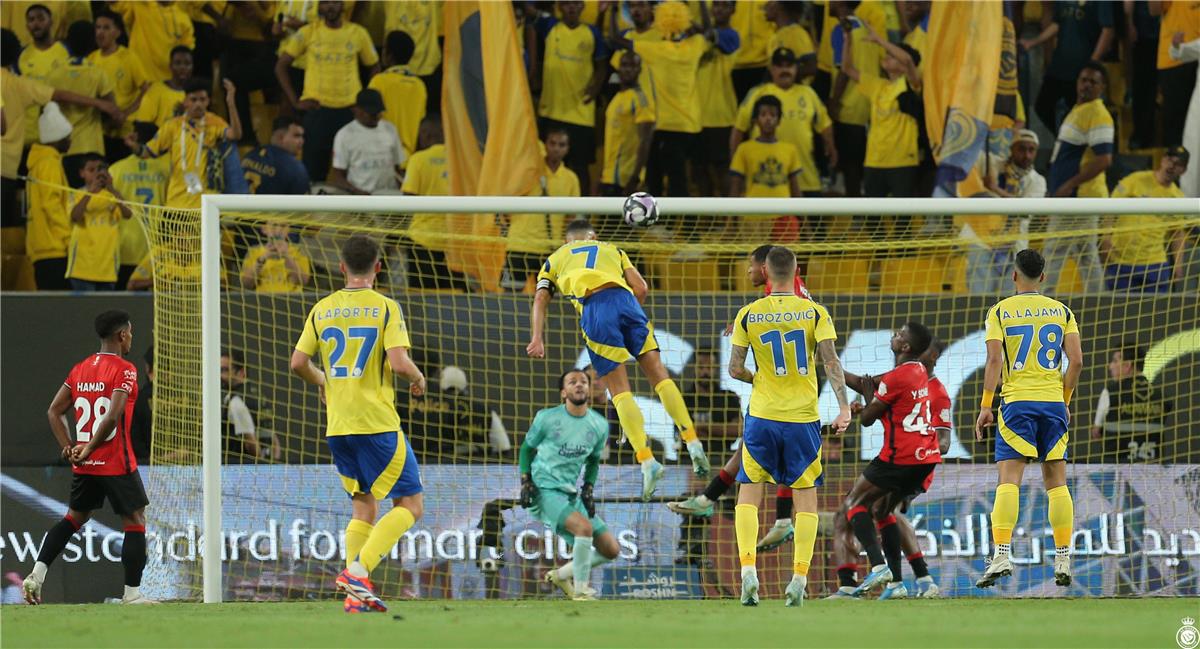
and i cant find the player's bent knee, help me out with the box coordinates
[68,509,92,525]
[595,532,620,559]
[563,512,592,537]
[395,494,424,520]
[122,509,146,527]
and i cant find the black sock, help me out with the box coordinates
[878,517,902,582]
[848,507,885,567]
[836,564,858,587]
[701,470,734,502]
[775,487,793,521]
[908,552,930,579]
[36,517,81,567]
[122,527,147,588]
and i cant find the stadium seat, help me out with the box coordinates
[1054,258,1085,294]
[651,254,722,292]
[879,256,947,294]
[15,256,36,291]
[807,256,871,294]
[942,254,968,293]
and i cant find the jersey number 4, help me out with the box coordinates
[321,326,379,378]
[74,396,115,443]
[902,401,932,436]
[1004,324,1064,371]
[759,330,809,376]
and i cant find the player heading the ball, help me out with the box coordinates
[291,234,427,614]
[527,218,710,500]
[520,369,622,601]
[975,248,1083,590]
[728,246,852,607]
[25,310,152,605]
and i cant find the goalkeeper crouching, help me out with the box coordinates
[520,369,620,601]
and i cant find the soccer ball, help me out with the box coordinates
[623,192,659,227]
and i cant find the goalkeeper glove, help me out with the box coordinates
[520,475,538,509]
[580,483,595,518]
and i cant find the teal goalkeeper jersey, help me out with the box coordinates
[522,405,608,493]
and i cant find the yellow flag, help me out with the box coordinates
[923,1,1002,197]
[442,1,543,291]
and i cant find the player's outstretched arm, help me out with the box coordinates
[386,346,426,397]
[728,344,754,384]
[858,397,888,428]
[623,265,649,304]
[818,339,852,434]
[842,370,876,398]
[975,339,1004,440]
[75,389,129,464]
[46,385,74,462]
[527,288,552,358]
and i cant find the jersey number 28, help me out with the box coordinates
[74,396,115,443]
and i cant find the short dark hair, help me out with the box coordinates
[895,42,921,68]
[927,337,946,357]
[752,94,783,120]
[1117,341,1145,371]
[341,234,379,274]
[133,121,159,145]
[565,218,594,237]
[765,246,796,277]
[750,244,774,264]
[222,349,245,370]
[1079,59,1107,86]
[65,20,95,57]
[903,321,933,357]
[272,115,301,133]
[94,10,125,34]
[95,310,131,339]
[183,78,211,96]
[544,127,569,143]
[170,45,194,61]
[2,29,22,66]
[1014,248,1045,279]
[559,368,590,391]
[26,4,51,19]
[385,30,415,65]
[77,153,106,177]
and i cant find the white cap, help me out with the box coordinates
[1014,129,1039,147]
[439,366,468,392]
[38,102,73,144]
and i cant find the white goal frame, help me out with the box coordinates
[198,194,1198,603]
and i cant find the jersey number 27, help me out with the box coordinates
[321,326,379,378]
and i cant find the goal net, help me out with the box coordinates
[137,196,1199,602]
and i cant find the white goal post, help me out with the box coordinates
[198,194,1198,603]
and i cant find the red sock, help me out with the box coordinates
[718,469,734,486]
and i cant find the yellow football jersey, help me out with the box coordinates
[537,239,635,307]
[735,83,831,191]
[295,288,412,436]
[984,292,1080,404]
[1108,171,1186,265]
[367,66,426,156]
[601,85,656,186]
[66,191,126,283]
[732,294,836,423]
[281,20,379,108]
[110,154,168,265]
[47,61,115,156]
[17,42,69,145]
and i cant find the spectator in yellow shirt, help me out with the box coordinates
[840,20,922,235]
[401,116,464,291]
[129,78,243,209]
[110,0,195,83]
[131,46,193,128]
[507,129,581,286]
[1102,147,1190,293]
[66,154,134,290]
[18,4,70,146]
[275,0,380,183]
[600,51,655,198]
[730,95,803,241]
[534,1,609,192]
[729,0,774,100]
[382,0,441,114]
[368,31,426,158]
[51,22,119,186]
[26,101,73,290]
[88,11,151,161]
[765,1,815,83]
[829,3,884,198]
[692,0,740,197]
[240,224,312,293]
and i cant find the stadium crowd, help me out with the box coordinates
[1,0,1197,295]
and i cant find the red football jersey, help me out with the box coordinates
[763,274,812,300]
[873,361,940,465]
[64,352,138,476]
[927,376,952,433]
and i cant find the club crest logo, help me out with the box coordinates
[1179,617,1198,649]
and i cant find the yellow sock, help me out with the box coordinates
[345,519,374,569]
[792,512,819,577]
[358,506,416,574]
[653,379,697,443]
[991,483,1020,546]
[611,391,653,462]
[734,504,759,568]
[1047,485,1074,549]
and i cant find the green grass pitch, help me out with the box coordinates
[1,598,1194,649]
